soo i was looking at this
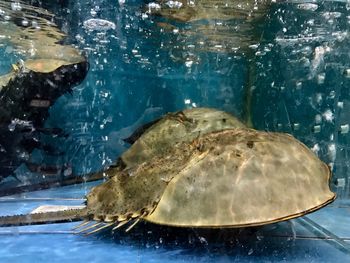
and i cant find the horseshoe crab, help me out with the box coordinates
[117,107,245,171]
[0,128,335,234]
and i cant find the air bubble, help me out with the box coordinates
[296,82,302,89]
[21,20,29,26]
[340,124,349,134]
[293,123,300,130]
[11,2,22,11]
[315,114,322,124]
[336,178,346,188]
[344,69,350,78]
[184,99,191,105]
[311,144,320,154]
[317,73,325,84]
[83,19,116,31]
[297,3,318,11]
[322,109,334,122]
[185,60,193,67]
[165,1,183,8]
[328,144,336,162]
[313,125,321,133]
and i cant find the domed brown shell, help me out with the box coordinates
[118,108,245,170]
[87,128,335,228]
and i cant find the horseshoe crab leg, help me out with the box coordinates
[74,222,104,234]
[72,220,90,230]
[84,222,115,236]
[73,221,99,232]
[112,220,130,231]
[125,218,141,232]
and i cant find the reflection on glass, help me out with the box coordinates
[0,0,88,188]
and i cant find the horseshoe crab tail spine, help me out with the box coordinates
[0,207,88,227]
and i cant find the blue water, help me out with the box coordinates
[250,1,350,198]
[1,0,350,262]
[37,0,350,197]
[0,233,347,263]
[42,0,249,175]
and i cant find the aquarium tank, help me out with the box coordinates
[0,0,349,262]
